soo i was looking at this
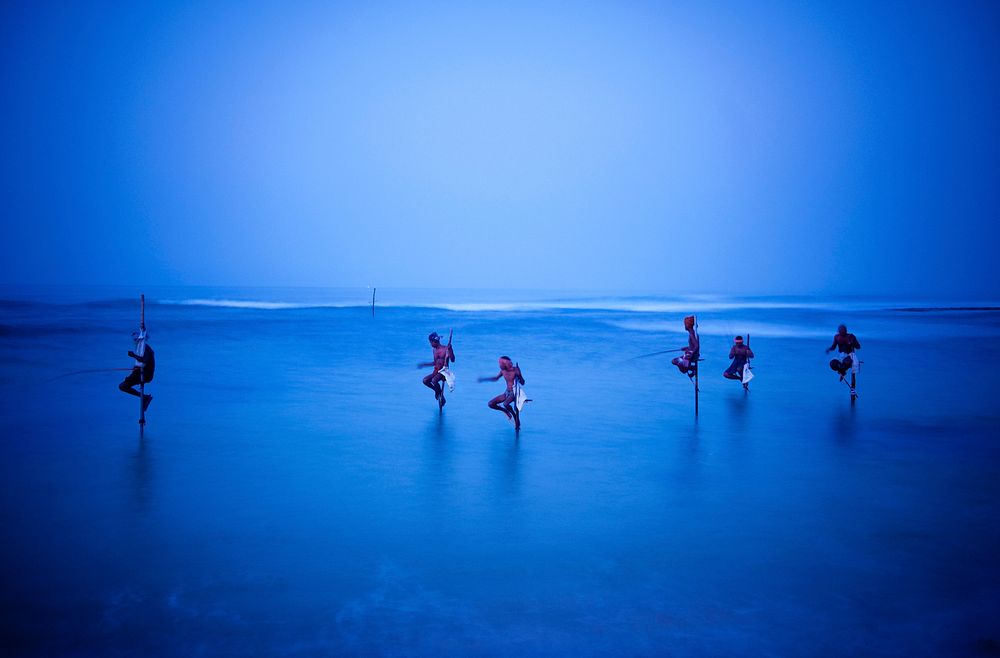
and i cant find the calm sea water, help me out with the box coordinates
[1,286,999,657]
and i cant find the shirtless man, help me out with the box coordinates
[826,324,861,397]
[671,315,700,377]
[478,357,525,430]
[418,331,455,410]
[723,335,754,381]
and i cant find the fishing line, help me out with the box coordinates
[44,368,134,383]
[627,348,686,361]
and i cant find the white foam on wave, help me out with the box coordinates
[605,319,832,339]
[158,298,835,313]
[158,299,363,310]
[406,299,835,313]
[607,317,1000,339]
[159,297,987,315]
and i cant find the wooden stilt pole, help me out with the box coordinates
[371,287,376,318]
[694,315,699,417]
[743,333,751,393]
[139,294,146,430]
[694,365,699,417]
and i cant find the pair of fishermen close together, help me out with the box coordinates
[420,331,527,430]
[669,315,755,382]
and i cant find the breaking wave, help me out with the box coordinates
[157,299,363,310]
[9,293,999,316]
[604,319,832,338]
[156,297,836,313]
[422,300,836,313]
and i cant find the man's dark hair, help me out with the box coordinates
[501,355,511,361]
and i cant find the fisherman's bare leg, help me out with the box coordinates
[488,394,513,420]
[119,369,142,398]
[501,390,519,428]
[423,372,443,399]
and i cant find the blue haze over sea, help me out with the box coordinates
[1,286,999,656]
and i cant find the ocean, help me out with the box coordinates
[1,286,999,656]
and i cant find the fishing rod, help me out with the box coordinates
[627,348,686,361]
[44,368,133,383]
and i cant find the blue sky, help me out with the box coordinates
[1,0,998,296]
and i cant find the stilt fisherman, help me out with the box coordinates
[723,335,754,381]
[826,324,861,398]
[672,315,700,378]
[119,329,154,411]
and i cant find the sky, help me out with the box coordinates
[1,0,998,296]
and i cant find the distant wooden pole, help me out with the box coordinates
[139,294,146,429]
[371,287,376,318]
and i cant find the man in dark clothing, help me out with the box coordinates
[119,330,154,411]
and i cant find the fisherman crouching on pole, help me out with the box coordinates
[826,324,861,397]
[119,329,155,412]
[723,335,754,381]
[672,315,700,378]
